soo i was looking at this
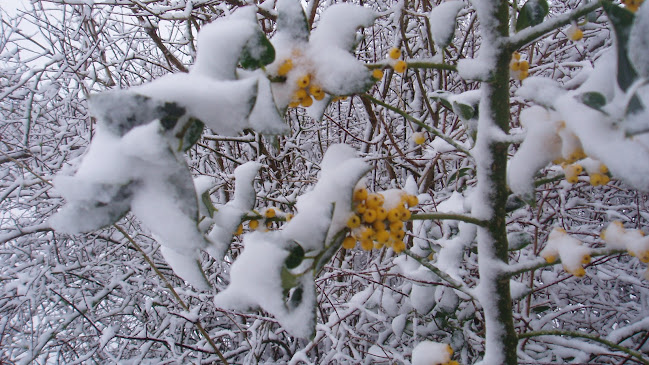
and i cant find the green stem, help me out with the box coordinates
[361,93,472,156]
[508,0,603,49]
[518,330,649,365]
[114,224,229,364]
[404,250,475,299]
[411,212,487,227]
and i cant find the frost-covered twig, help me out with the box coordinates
[518,330,649,365]
[411,212,487,227]
[365,61,457,72]
[404,250,475,300]
[506,247,625,277]
[361,93,472,156]
[114,224,229,364]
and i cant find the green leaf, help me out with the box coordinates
[239,30,276,70]
[508,232,533,251]
[602,2,645,115]
[430,91,453,110]
[178,118,204,152]
[515,0,549,31]
[602,2,637,91]
[532,305,551,314]
[505,195,526,212]
[201,190,217,218]
[284,241,305,269]
[579,92,607,112]
[314,230,347,274]
[158,101,187,130]
[452,101,475,120]
[281,266,299,295]
[447,167,473,186]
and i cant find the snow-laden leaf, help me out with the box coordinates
[629,0,649,79]
[207,162,262,260]
[508,231,532,251]
[515,0,549,31]
[51,120,210,289]
[239,29,275,70]
[428,1,464,49]
[276,0,310,43]
[213,231,317,338]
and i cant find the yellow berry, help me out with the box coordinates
[376,207,388,221]
[581,254,591,265]
[360,239,374,251]
[568,26,584,41]
[640,251,649,263]
[372,69,384,79]
[392,240,406,253]
[285,213,294,221]
[288,100,300,108]
[519,60,529,72]
[366,194,384,209]
[388,47,402,60]
[301,94,313,107]
[387,209,401,223]
[412,132,426,145]
[294,88,307,100]
[234,224,243,235]
[599,164,609,174]
[297,74,310,88]
[360,227,375,240]
[405,194,419,207]
[363,209,378,223]
[353,187,368,202]
[446,344,454,355]
[277,59,293,76]
[249,220,259,230]
[265,208,276,218]
[544,254,557,264]
[347,215,361,229]
[392,229,405,241]
[356,203,367,214]
[342,236,356,249]
[393,60,407,73]
[518,70,529,80]
[389,221,403,232]
[510,61,521,71]
[376,230,390,243]
[400,208,412,221]
[572,267,586,277]
[513,51,521,60]
[309,85,325,100]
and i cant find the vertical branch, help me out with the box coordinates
[471,0,517,363]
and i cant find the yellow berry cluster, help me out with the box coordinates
[273,49,327,108]
[566,23,583,41]
[601,221,649,263]
[387,47,408,74]
[510,52,530,81]
[551,121,610,186]
[623,0,644,12]
[540,227,592,277]
[239,208,293,234]
[561,161,610,186]
[288,74,325,108]
[342,187,418,254]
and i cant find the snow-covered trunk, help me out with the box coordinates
[472,0,518,364]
